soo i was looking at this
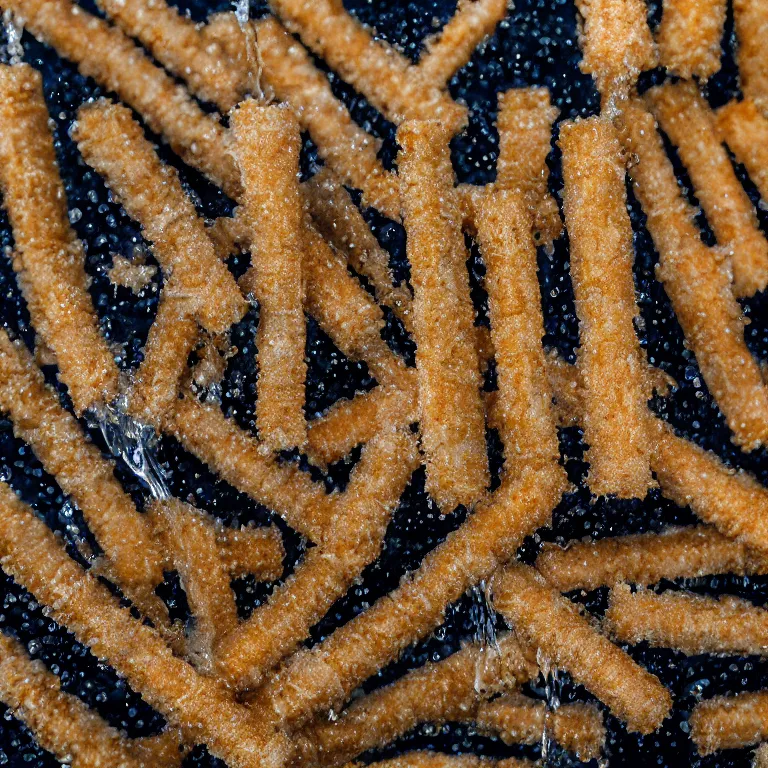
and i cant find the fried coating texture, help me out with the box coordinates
[734,0,768,114]
[691,691,768,754]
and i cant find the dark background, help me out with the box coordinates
[1,0,768,765]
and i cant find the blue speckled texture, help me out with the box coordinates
[1,1,768,766]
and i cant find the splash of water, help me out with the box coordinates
[2,10,24,65]
[233,0,266,102]
[469,581,501,693]
[537,647,561,765]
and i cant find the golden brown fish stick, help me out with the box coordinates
[74,99,247,335]
[233,101,307,452]
[268,0,466,129]
[0,481,290,768]
[473,190,560,476]
[96,0,246,110]
[574,0,657,100]
[215,428,418,689]
[616,97,768,451]
[536,525,765,592]
[491,563,672,734]
[251,461,566,726]
[398,120,488,510]
[471,696,605,760]
[656,0,726,80]
[304,168,413,332]
[165,391,335,543]
[0,64,119,415]
[5,0,238,195]
[0,330,167,625]
[734,0,768,115]
[495,88,562,244]
[691,691,768,754]
[293,634,538,768]
[647,81,768,297]
[0,631,145,768]
[255,17,401,219]
[560,116,653,497]
[356,754,537,768]
[715,98,768,204]
[416,0,509,86]
[218,524,285,582]
[606,585,768,656]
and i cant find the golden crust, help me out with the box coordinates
[691,691,768,754]
[0,64,119,415]
[648,82,768,298]
[491,563,672,734]
[560,117,653,497]
[734,0,768,115]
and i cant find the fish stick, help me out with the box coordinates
[656,0,726,80]
[292,633,538,768]
[691,691,768,754]
[250,461,567,727]
[355,754,537,768]
[5,0,239,196]
[560,116,653,497]
[470,695,605,760]
[304,168,413,332]
[74,99,247,335]
[0,330,168,628]
[0,481,291,768]
[574,0,657,101]
[215,428,419,689]
[715,98,768,204]
[0,64,119,415]
[398,120,488,510]
[218,525,285,582]
[495,88,562,245]
[0,631,146,768]
[268,0,466,129]
[233,101,307,452]
[95,0,246,110]
[755,743,768,767]
[536,525,765,592]
[734,0,768,115]
[130,729,187,768]
[490,563,672,734]
[255,17,401,219]
[647,81,768,298]
[416,0,509,87]
[606,584,768,656]
[165,391,335,543]
[149,499,239,667]
[615,97,768,451]
[473,189,560,476]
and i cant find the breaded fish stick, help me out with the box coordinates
[560,116,653,497]
[398,120,488,510]
[536,525,765,592]
[715,98,768,204]
[165,391,335,543]
[0,481,290,768]
[691,691,768,754]
[293,633,537,768]
[4,0,238,195]
[574,0,657,101]
[416,0,509,87]
[495,88,561,245]
[268,0,466,128]
[215,429,418,689]
[616,97,768,451]
[606,585,768,656]
[656,0,726,80]
[491,563,672,734]
[355,754,536,768]
[74,99,247,335]
[0,631,145,768]
[304,168,413,332]
[734,0,768,115]
[233,101,307,452]
[470,696,605,759]
[0,331,167,627]
[473,189,561,476]
[218,524,285,582]
[251,461,567,726]
[647,81,768,298]
[0,64,119,415]
[96,0,246,110]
